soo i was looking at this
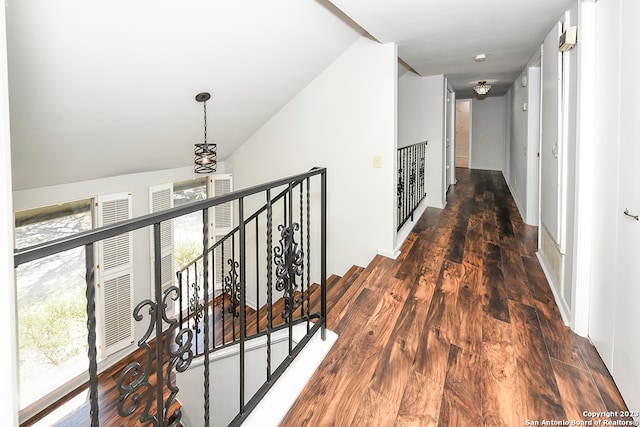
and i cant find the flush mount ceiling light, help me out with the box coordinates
[194,92,217,174]
[474,54,487,62]
[473,81,491,96]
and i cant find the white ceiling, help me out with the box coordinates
[329,0,576,97]
[8,0,577,191]
[7,0,362,190]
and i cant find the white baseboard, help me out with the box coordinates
[536,251,571,326]
[242,326,338,427]
[377,247,401,259]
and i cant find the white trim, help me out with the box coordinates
[506,177,527,222]
[571,0,597,337]
[0,1,19,421]
[394,197,429,256]
[536,251,571,326]
[377,247,401,260]
[243,326,338,427]
[179,323,338,427]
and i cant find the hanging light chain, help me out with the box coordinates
[203,100,207,145]
[194,91,216,174]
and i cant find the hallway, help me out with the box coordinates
[280,168,629,426]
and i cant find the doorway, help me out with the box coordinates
[455,100,471,168]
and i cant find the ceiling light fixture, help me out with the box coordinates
[194,92,217,174]
[473,81,491,96]
[474,54,487,62]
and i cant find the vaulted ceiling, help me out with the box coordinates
[7,1,363,190]
[329,0,576,97]
[7,0,576,191]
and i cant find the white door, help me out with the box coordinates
[445,87,454,190]
[611,0,640,410]
[540,23,561,245]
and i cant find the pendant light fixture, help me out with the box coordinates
[194,92,217,174]
[473,81,491,96]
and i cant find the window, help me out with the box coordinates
[14,199,92,410]
[173,177,208,270]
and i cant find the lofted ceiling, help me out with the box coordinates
[329,0,577,97]
[7,0,363,190]
[8,0,577,191]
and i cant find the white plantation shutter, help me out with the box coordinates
[209,174,233,291]
[95,192,134,357]
[149,183,175,318]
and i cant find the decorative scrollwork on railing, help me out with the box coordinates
[274,222,304,321]
[397,167,405,207]
[117,299,157,425]
[223,259,241,317]
[189,280,203,333]
[409,159,416,188]
[163,286,193,427]
[117,286,193,426]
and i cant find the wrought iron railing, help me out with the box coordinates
[175,180,310,355]
[397,141,426,230]
[13,167,327,427]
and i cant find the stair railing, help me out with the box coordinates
[397,141,427,230]
[175,179,304,354]
[13,167,327,427]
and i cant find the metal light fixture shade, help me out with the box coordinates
[194,143,217,174]
[194,91,217,174]
[473,81,491,96]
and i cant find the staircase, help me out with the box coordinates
[14,168,328,427]
[27,261,372,427]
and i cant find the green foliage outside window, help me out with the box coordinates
[19,281,87,366]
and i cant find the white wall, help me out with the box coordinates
[0,1,20,422]
[504,62,541,226]
[422,75,446,208]
[526,66,541,226]
[537,5,580,326]
[398,71,430,149]
[224,36,398,276]
[585,0,622,368]
[13,164,226,373]
[506,72,528,213]
[470,96,506,171]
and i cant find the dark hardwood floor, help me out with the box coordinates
[280,168,629,427]
[24,168,629,426]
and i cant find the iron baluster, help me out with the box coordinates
[305,178,311,333]
[321,169,327,340]
[85,243,99,427]
[255,219,260,335]
[266,189,273,382]
[221,239,226,346]
[238,197,247,416]
[153,223,165,425]
[299,181,305,321]
[202,207,211,427]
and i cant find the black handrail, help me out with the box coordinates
[174,178,309,353]
[14,168,323,266]
[397,142,427,230]
[13,167,327,427]
[177,178,300,272]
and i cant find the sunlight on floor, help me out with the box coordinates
[30,390,88,427]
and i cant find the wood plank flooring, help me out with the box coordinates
[280,168,630,427]
[24,168,630,426]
